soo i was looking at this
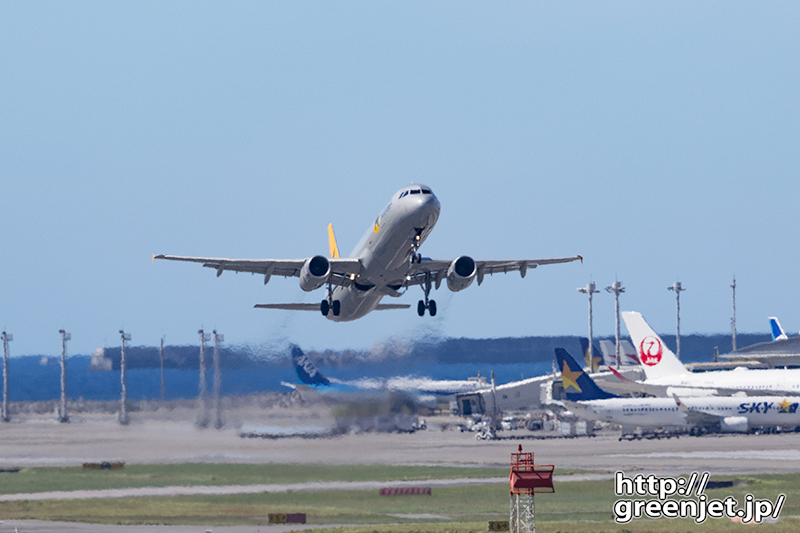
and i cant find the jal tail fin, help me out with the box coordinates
[598,340,617,367]
[327,223,340,259]
[291,345,331,387]
[620,340,640,364]
[555,348,617,401]
[578,337,603,372]
[769,317,788,341]
[621,311,688,379]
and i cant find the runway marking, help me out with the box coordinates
[0,477,507,502]
[606,450,800,461]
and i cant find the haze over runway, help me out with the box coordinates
[2,3,800,356]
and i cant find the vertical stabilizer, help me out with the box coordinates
[620,340,640,364]
[291,345,331,386]
[327,223,340,259]
[769,317,788,341]
[598,340,617,367]
[555,348,617,401]
[621,311,688,379]
[578,337,603,372]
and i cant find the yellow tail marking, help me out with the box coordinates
[327,223,340,258]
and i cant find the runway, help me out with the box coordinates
[1,411,799,475]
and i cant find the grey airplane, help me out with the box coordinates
[154,184,582,321]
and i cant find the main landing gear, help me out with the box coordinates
[320,282,340,317]
[417,271,436,317]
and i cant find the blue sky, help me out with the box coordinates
[2,2,798,357]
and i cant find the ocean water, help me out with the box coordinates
[1,356,553,402]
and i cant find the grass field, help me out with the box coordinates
[1,465,799,532]
[0,463,508,495]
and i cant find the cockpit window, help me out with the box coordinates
[421,188,432,194]
[398,191,408,199]
[410,189,421,194]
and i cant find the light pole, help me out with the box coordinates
[577,282,600,371]
[668,281,686,360]
[605,280,625,369]
[197,329,211,427]
[731,277,737,352]
[212,330,224,429]
[159,336,166,402]
[119,329,131,425]
[58,330,71,423]
[2,332,12,422]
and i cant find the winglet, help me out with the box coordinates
[152,254,156,264]
[579,254,583,265]
[327,223,340,259]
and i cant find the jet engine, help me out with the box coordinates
[720,416,748,433]
[446,256,477,292]
[299,255,330,292]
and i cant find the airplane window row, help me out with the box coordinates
[398,188,432,199]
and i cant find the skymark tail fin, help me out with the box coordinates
[291,345,331,386]
[555,348,617,401]
[578,337,603,372]
[621,311,687,379]
[769,317,788,341]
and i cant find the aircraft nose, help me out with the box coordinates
[412,191,440,212]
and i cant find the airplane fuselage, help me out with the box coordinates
[569,395,800,431]
[328,185,440,321]
[646,369,800,396]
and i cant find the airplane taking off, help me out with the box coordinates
[619,311,800,396]
[154,185,582,321]
[555,348,800,434]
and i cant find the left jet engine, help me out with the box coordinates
[299,255,330,291]
[446,256,477,292]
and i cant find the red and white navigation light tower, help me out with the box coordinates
[509,445,554,533]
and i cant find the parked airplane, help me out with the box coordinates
[598,339,639,367]
[770,316,789,341]
[619,311,800,396]
[154,185,581,320]
[290,344,491,396]
[556,348,800,434]
[720,316,800,368]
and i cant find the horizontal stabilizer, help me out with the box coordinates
[375,303,412,310]
[255,303,411,311]
[255,303,321,311]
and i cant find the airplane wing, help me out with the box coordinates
[255,303,410,311]
[153,254,361,286]
[672,395,727,427]
[404,255,582,288]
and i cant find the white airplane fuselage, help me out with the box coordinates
[569,396,800,431]
[645,369,800,396]
[329,185,440,321]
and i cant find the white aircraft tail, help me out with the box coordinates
[769,316,788,341]
[598,339,639,366]
[621,311,687,379]
[598,340,617,367]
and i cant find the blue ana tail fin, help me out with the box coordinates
[555,348,617,401]
[291,345,331,386]
[769,317,788,341]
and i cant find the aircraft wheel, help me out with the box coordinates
[332,300,341,316]
[417,300,426,316]
[428,300,437,316]
[320,300,329,316]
